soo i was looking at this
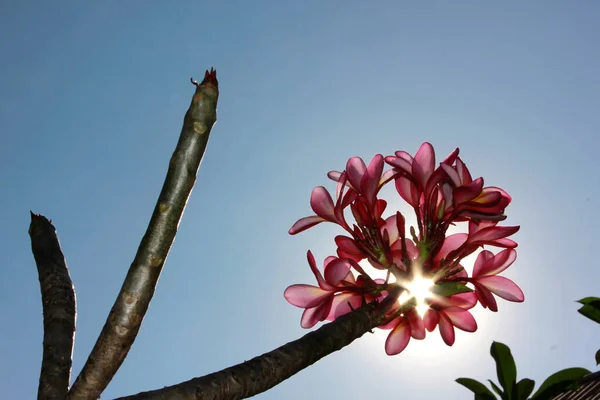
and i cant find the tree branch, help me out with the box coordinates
[29,212,77,400]
[68,69,220,400]
[116,287,402,400]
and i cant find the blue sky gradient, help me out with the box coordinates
[1,1,599,398]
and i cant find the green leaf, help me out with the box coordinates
[513,378,535,400]
[456,378,497,400]
[577,304,600,324]
[490,342,517,399]
[488,380,504,398]
[432,281,473,297]
[595,349,600,366]
[576,297,600,307]
[531,367,591,399]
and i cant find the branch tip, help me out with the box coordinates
[201,67,218,87]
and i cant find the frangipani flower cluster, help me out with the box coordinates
[284,143,523,355]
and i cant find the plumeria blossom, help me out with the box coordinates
[424,292,478,346]
[469,248,524,312]
[285,142,524,355]
[284,250,386,328]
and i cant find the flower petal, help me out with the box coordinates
[284,284,331,308]
[383,214,400,244]
[472,250,495,277]
[385,320,411,355]
[394,176,420,208]
[300,296,334,328]
[455,157,472,184]
[468,225,520,245]
[346,156,367,191]
[324,258,352,286]
[478,276,524,302]
[385,155,413,174]
[310,186,337,222]
[335,235,366,262]
[289,215,325,235]
[453,178,484,204]
[435,233,468,262]
[438,313,456,346]
[423,309,439,332]
[407,310,426,339]
[327,292,362,320]
[361,154,384,204]
[441,163,461,187]
[412,142,435,188]
[474,283,499,312]
[478,248,517,277]
[444,307,477,332]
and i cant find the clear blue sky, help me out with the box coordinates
[1,1,599,398]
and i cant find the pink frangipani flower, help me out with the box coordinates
[470,248,524,312]
[286,142,523,355]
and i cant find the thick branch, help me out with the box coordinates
[68,69,219,400]
[117,287,402,400]
[29,212,77,400]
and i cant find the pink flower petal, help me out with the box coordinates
[284,284,332,308]
[346,157,367,191]
[383,215,399,244]
[326,292,362,320]
[300,296,334,328]
[444,307,477,332]
[394,150,414,163]
[441,163,461,187]
[395,176,419,208]
[379,169,397,187]
[474,283,498,312]
[435,233,468,262]
[310,186,337,222]
[478,276,524,302]
[385,320,411,355]
[335,235,365,262]
[407,310,426,339]
[435,292,477,309]
[469,220,498,234]
[455,157,472,184]
[423,309,439,332]
[478,248,517,277]
[472,250,494,277]
[412,142,435,189]
[289,215,325,235]
[378,315,401,330]
[453,178,484,204]
[468,225,520,244]
[327,170,343,183]
[440,147,460,166]
[306,251,333,290]
[361,154,384,203]
[438,313,456,346]
[471,189,501,206]
[324,258,352,286]
[385,155,413,174]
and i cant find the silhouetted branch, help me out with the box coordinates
[116,286,402,400]
[68,69,220,400]
[29,212,76,400]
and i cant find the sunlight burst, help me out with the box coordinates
[399,276,434,316]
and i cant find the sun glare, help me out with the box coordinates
[400,276,434,316]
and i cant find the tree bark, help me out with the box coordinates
[29,212,77,400]
[67,69,219,400]
[116,287,401,400]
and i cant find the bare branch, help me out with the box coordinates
[68,69,219,400]
[29,212,77,400]
[116,286,402,400]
